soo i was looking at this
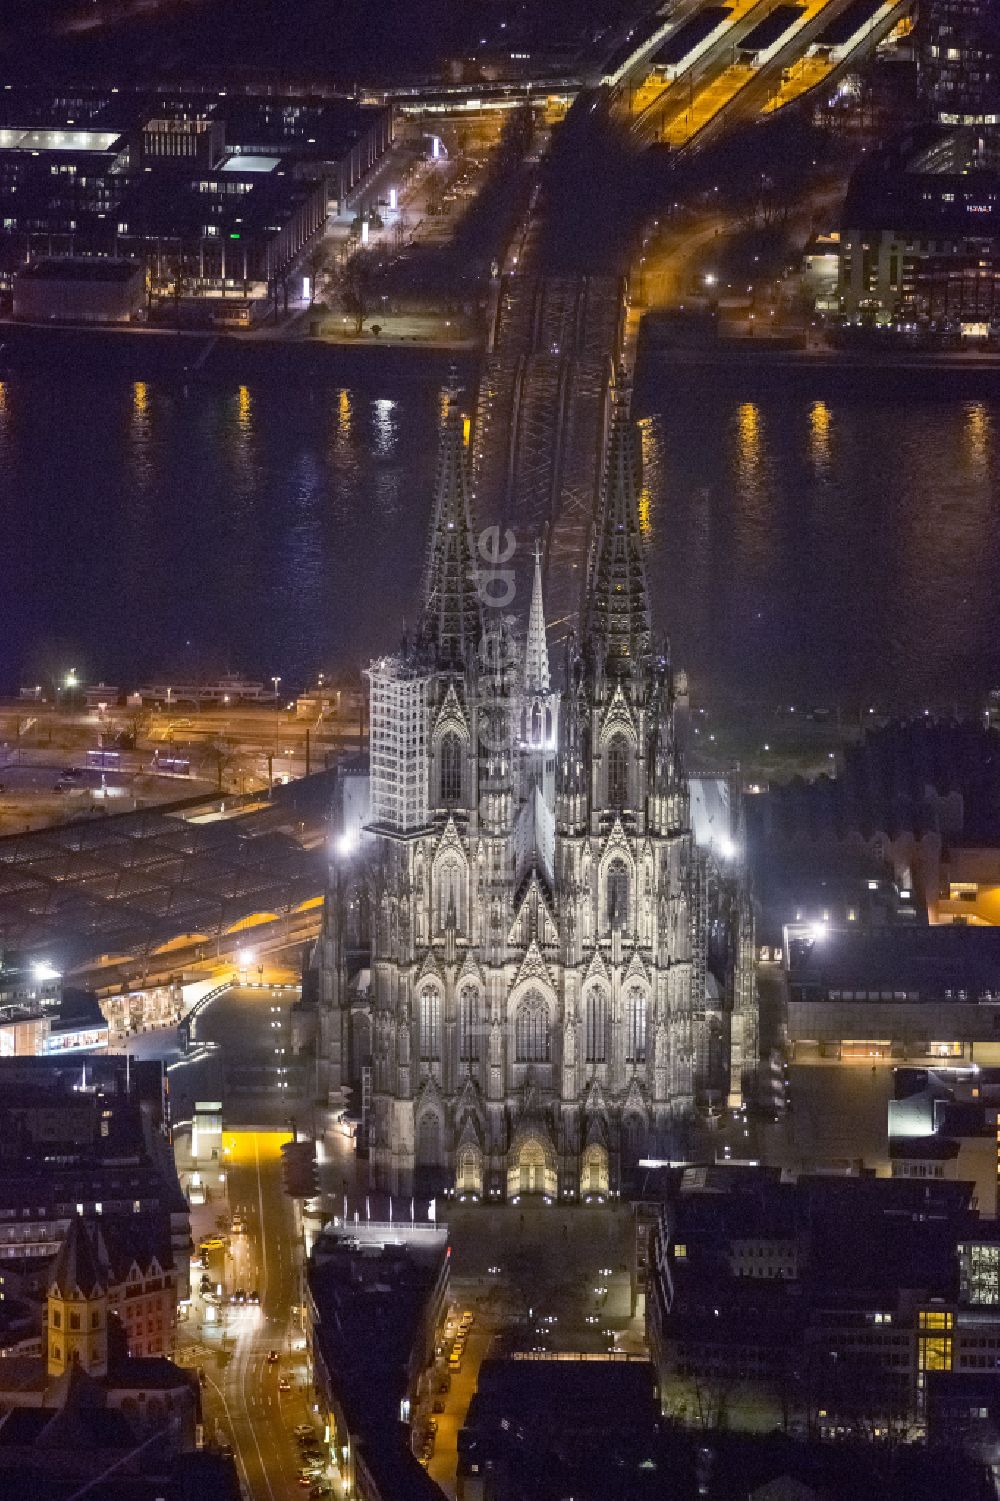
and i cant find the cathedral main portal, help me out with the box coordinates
[507,1136,558,1199]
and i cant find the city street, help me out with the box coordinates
[120,981,333,1498]
[178,1128,330,1501]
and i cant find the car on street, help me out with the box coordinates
[266,1350,280,1364]
[278,1377,292,1392]
[248,1289,260,1304]
[199,1237,225,1252]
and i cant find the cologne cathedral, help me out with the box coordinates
[313,376,756,1199]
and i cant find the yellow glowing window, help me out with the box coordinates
[919,1337,952,1372]
[674,1244,687,1259]
[919,1310,953,1330]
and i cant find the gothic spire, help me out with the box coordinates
[524,541,551,694]
[583,372,651,675]
[419,387,483,666]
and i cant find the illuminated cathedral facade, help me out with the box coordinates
[315,377,753,1200]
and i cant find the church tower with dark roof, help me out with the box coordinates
[47,1215,109,1381]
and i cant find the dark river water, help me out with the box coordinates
[1,356,998,712]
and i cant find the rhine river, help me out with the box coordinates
[1,356,998,712]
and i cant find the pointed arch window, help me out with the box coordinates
[607,734,629,809]
[437,858,462,934]
[625,985,647,1063]
[585,988,609,1064]
[417,1112,441,1167]
[514,991,550,1063]
[623,1113,644,1167]
[440,733,462,805]
[419,986,442,1061]
[607,859,630,930]
[459,985,480,1062]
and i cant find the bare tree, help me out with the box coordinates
[120,707,150,751]
[204,735,235,793]
[341,249,378,336]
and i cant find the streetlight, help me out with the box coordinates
[271,676,282,769]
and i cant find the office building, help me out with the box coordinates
[647,1166,1000,1435]
[786,923,1000,1062]
[0,87,393,313]
[839,130,1000,322]
[919,0,1000,128]
[306,1220,448,1501]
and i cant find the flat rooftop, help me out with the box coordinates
[788,924,1000,999]
[18,258,141,284]
[220,153,282,174]
[0,128,121,153]
[0,806,324,972]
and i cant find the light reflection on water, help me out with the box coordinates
[0,367,997,713]
[0,372,435,691]
[641,380,1000,710]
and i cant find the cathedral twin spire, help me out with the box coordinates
[583,370,652,676]
[419,387,483,666]
[419,372,651,684]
